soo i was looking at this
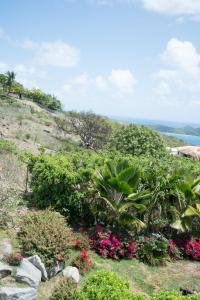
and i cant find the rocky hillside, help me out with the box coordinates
[0,95,69,154]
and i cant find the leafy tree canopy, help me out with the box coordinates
[111,124,168,158]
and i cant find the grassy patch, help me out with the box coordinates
[92,254,200,295]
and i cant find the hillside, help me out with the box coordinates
[0,94,70,153]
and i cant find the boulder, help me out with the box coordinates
[63,266,80,284]
[0,287,36,300]
[27,255,48,281]
[49,261,65,278]
[15,259,41,288]
[0,262,12,279]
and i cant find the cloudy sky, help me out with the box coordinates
[1,0,200,123]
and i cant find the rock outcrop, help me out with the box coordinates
[15,259,41,288]
[0,287,36,300]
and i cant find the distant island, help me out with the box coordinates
[150,125,200,137]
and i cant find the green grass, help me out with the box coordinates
[91,254,200,295]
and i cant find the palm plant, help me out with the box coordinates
[6,71,16,95]
[94,159,151,230]
[171,176,200,231]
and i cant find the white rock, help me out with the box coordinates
[15,259,41,288]
[63,266,80,284]
[27,255,48,281]
[0,287,36,300]
[0,262,12,279]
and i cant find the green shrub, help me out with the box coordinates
[0,139,16,154]
[136,235,169,266]
[27,153,94,223]
[18,210,75,269]
[152,291,199,300]
[111,124,167,158]
[50,278,76,300]
[75,270,135,300]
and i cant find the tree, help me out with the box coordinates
[94,159,151,230]
[6,71,16,95]
[57,111,112,150]
[12,82,24,99]
[111,124,167,158]
[171,176,200,232]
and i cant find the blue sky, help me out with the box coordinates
[1,0,200,123]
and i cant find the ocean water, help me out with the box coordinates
[110,116,200,146]
[162,132,200,147]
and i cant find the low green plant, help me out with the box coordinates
[25,133,31,140]
[75,270,135,300]
[50,278,76,300]
[0,139,16,154]
[136,235,170,266]
[18,210,75,269]
[151,291,199,300]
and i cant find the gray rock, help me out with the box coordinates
[27,255,48,281]
[0,262,12,279]
[63,266,80,284]
[49,261,65,278]
[0,287,36,300]
[0,239,12,259]
[15,259,41,288]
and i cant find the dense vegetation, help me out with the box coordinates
[0,71,62,110]
[0,103,200,298]
[111,124,168,158]
[51,270,200,300]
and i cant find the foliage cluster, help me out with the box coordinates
[27,152,96,223]
[72,248,93,274]
[136,234,170,266]
[90,226,136,259]
[0,72,62,110]
[3,252,23,266]
[27,150,200,235]
[111,124,168,158]
[18,210,75,269]
[185,239,200,260]
[56,111,112,150]
[50,270,200,300]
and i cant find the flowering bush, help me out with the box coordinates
[74,232,90,250]
[72,248,93,274]
[136,234,169,266]
[18,210,75,269]
[90,226,136,259]
[185,239,200,261]
[3,252,23,266]
[168,240,182,261]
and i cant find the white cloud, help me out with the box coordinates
[22,39,80,68]
[13,64,47,88]
[154,38,200,98]
[0,60,47,88]
[109,69,136,93]
[162,38,200,76]
[63,69,136,96]
[142,0,200,16]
